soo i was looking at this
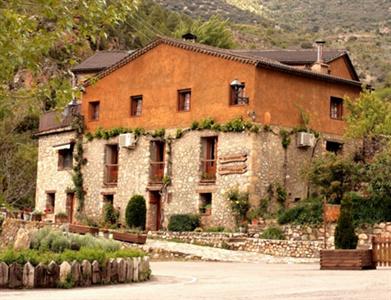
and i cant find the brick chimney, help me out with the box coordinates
[311,40,329,74]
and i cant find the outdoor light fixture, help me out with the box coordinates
[230,79,245,91]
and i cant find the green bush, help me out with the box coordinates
[335,199,358,249]
[103,203,120,227]
[260,226,286,240]
[0,247,145,266]
[205,226,225,232]
[168,214,200,231]
[30,228,121,253]
[277,197,323,225]
[226,188,250,225]
[125,195,146,230]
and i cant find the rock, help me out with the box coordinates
[373,229,382,234]
[133,257,139,282]
[81,260,92,286]
[378,223,386,229]
[0,262,9,288]
[117,258,126,283]
[386,225,391,232]
[14,228,30,251]
[110,259,118,283]
[142,256,150,280]
[71,261,81,287]
[22,262,35,288]
[91,260,101,285]
[34,263,47,288]
[9,263,23,289]
[59,261,71,284]
[125,258,133,283]
[47,261,59,288]
[358,233,368,240]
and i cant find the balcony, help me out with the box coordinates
[200,159,216,182]
[104,164,118,185]
[149,161,165,183]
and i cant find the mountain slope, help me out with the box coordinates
[155,0,391,86]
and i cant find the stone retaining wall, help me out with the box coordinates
[0,256,150,289]
[0,218,65,249]
[148,231,323,258]
[148,222,391,258]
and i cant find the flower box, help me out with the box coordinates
[112,231,147,244]
[69,224,99,236]
[320,249,376,270]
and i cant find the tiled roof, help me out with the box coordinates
[71,50,132,73]
[84,37,361,87]
[229,49,346,65]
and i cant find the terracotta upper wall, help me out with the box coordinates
[328,56,356,80]
[254,67,361,135]
[82,44,256,132]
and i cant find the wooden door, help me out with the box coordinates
[149,191,162,231]
[66,193,75,223]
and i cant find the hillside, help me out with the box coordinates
[155,0,391,86]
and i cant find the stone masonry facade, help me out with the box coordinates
[35,126,357,230]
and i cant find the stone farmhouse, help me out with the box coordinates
[35,36,362,230]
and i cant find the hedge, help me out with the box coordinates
[168,214,200,231]
[125,195,146,230]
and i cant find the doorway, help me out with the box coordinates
[149,191,162,231]
[66,192,75,223]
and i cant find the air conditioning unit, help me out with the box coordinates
[297,132,315,148]
[119,133,136,148]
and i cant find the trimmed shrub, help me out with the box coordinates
[277,197,323,225]
[205,226,225,232]
[261,226,286,240]
[168,214,200,232]
[125,195,146,230]
[335,199,358,249]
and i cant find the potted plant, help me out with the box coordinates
[320,198,375,270]
[55,212,68,224]
[31,210,43,222]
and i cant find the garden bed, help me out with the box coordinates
[320,249,376,270]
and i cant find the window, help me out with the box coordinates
[103,194,114,206]
[200,137,217,182]
[330,97,343,120]
[199,193,212,215]
[130,95,143,116]
[178,89,191,112]
[230,81,249,105]
[104,144,119,184]
[45,192,55,214]
[326,141,343,154]
[89,101,100,121]
[149,141,165,183]
[58,146,73,170]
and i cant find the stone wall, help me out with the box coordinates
[35,127,359,230]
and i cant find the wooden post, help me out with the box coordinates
[323,197,327,249]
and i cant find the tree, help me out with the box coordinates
[0,0,135,209]
[334,198,358,249]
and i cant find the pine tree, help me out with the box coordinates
[334,198,358,249]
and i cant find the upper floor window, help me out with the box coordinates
[178,89,191,112]
[104,144,119,185]
[200,136,217,182]
[131,95,143,117]
[230,80,249,105]
[330,97,343,120]
[89,101,100,121]
[58,145,73,170]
